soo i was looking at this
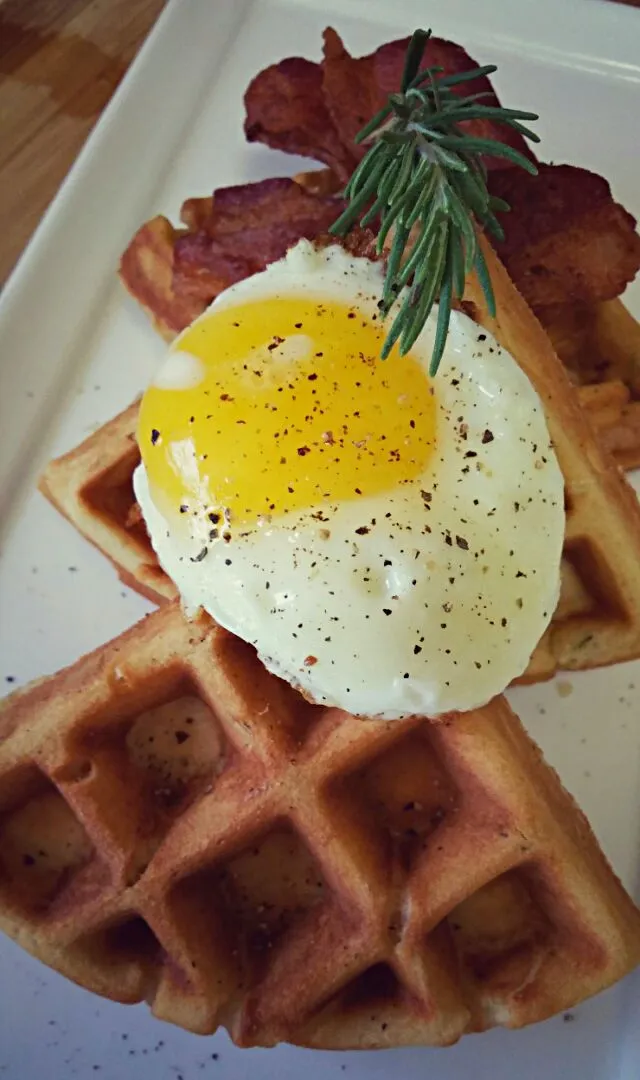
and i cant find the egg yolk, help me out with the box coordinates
[139,296,437,531]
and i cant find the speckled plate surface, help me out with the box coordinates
[0,0,639,1077]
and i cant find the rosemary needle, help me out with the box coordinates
[330,28,540,373]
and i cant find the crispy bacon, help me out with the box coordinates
[180,196,214,231]
[120,164,640,347]
[492,164,640,310]
[120,176,345,338]
[243,29,536,179]
[121,30,640,388]
[173,177,344,308]
[293,167,343,197]
[119,216,204,340]
[244,57,356,180]
[321,28,536,174]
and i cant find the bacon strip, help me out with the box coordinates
[119,177,344,338]
[118,216,203,340]
[492,164,640,310]
[244,56,356,180]
[244,29,536,180]
[121,30,640,395]
[321,28,535,174]
[173,177,344,304]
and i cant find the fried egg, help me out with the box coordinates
[134,241,565,719]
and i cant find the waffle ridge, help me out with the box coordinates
[39,401,176,606]
[467,240,640,681]
[1,602,639,1047]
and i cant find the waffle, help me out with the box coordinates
[39,402,177,606]
[540,296,640,397]
[40,325,640,684]
[1,601,639,1046]
[459,237,640,681]
[579,377,640,472]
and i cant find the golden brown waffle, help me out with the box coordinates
[0,601,638,1047]
[461,238,640,681]
[39,371,640,685]
[540,297,640,397]
[579,377,640,472]
[39,403,177,606]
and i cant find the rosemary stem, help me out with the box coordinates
[331,28,539,370]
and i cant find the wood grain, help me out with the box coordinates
[0,0,164,284]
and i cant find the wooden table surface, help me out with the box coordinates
[0,0,164,285]
[0,0,638,286]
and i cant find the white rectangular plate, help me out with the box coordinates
[0,1,639,1077]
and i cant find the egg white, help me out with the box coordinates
[135,242,565,719]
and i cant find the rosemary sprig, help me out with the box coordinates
[330,28,540,373]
